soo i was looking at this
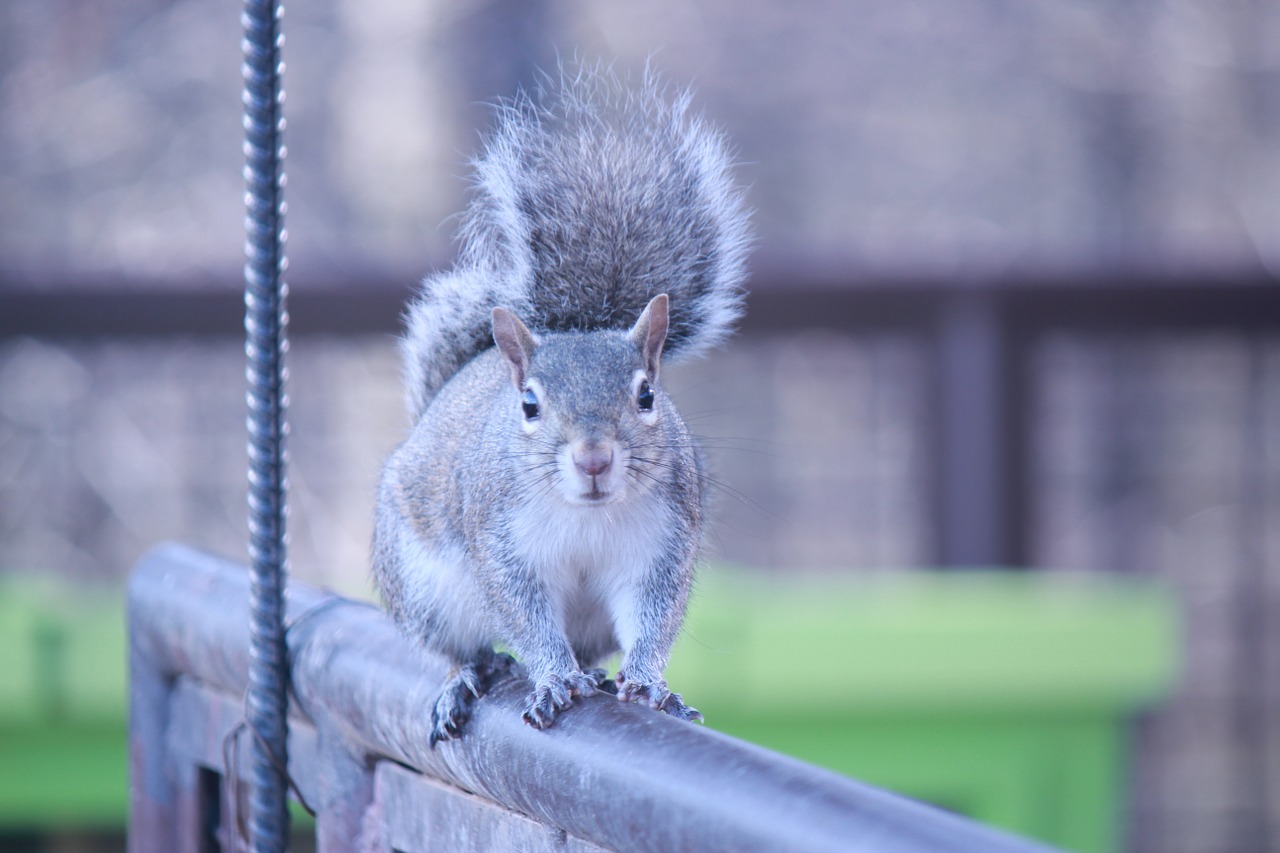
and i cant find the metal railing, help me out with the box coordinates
[127,542,1057,852]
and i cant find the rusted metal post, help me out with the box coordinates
[241,0,290,848]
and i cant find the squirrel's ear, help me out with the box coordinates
[492,307,538,388]
[629,294,670,379]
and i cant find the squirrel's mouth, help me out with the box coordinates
[581,486,610,503]
[573,478,620,504]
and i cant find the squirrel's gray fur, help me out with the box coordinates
[374,67,751,743]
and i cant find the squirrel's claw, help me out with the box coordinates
[521,670,601,729]
[429,671,477,746]
[616,674,702,723]
[659,691,703,723]
[584,667,618,695]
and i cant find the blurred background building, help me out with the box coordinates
[2,1,1278,851]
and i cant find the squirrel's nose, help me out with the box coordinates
[572,443,613,478]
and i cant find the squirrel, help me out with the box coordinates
[372,67,752,744]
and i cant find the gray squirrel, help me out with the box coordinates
[372,68,752,744]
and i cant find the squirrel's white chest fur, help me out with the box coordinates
[508,487,673,657]
[510,488,674,596]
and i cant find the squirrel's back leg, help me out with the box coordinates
[429,648,517,746]
[571,631,620,696]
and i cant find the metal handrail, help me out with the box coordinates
[128,543,1059,853]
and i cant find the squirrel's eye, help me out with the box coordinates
[636,379,655,412]
[521,388,540,420]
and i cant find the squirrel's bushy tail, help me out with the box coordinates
[402,66,752,418]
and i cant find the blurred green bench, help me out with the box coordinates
[1,567,1175,852]
[0,575,128,830]
[667,569,1178,853]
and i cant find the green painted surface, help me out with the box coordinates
[0,724,127,826]
[0,576,128,830]
[666,569,1179,853]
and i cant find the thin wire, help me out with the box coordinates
[242,0,290,849]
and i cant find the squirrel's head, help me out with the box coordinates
[491,294,678,507]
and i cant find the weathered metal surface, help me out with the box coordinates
[127,571,180,853]
[129,543,1059,852]
[161,682,601,853]
[374,762,609,853]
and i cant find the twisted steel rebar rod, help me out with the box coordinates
[241,0,290,849]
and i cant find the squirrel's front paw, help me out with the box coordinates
[430,667,482,746]
[429,654,519,746]
[521,670,601,729]
[616,673,703,723]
